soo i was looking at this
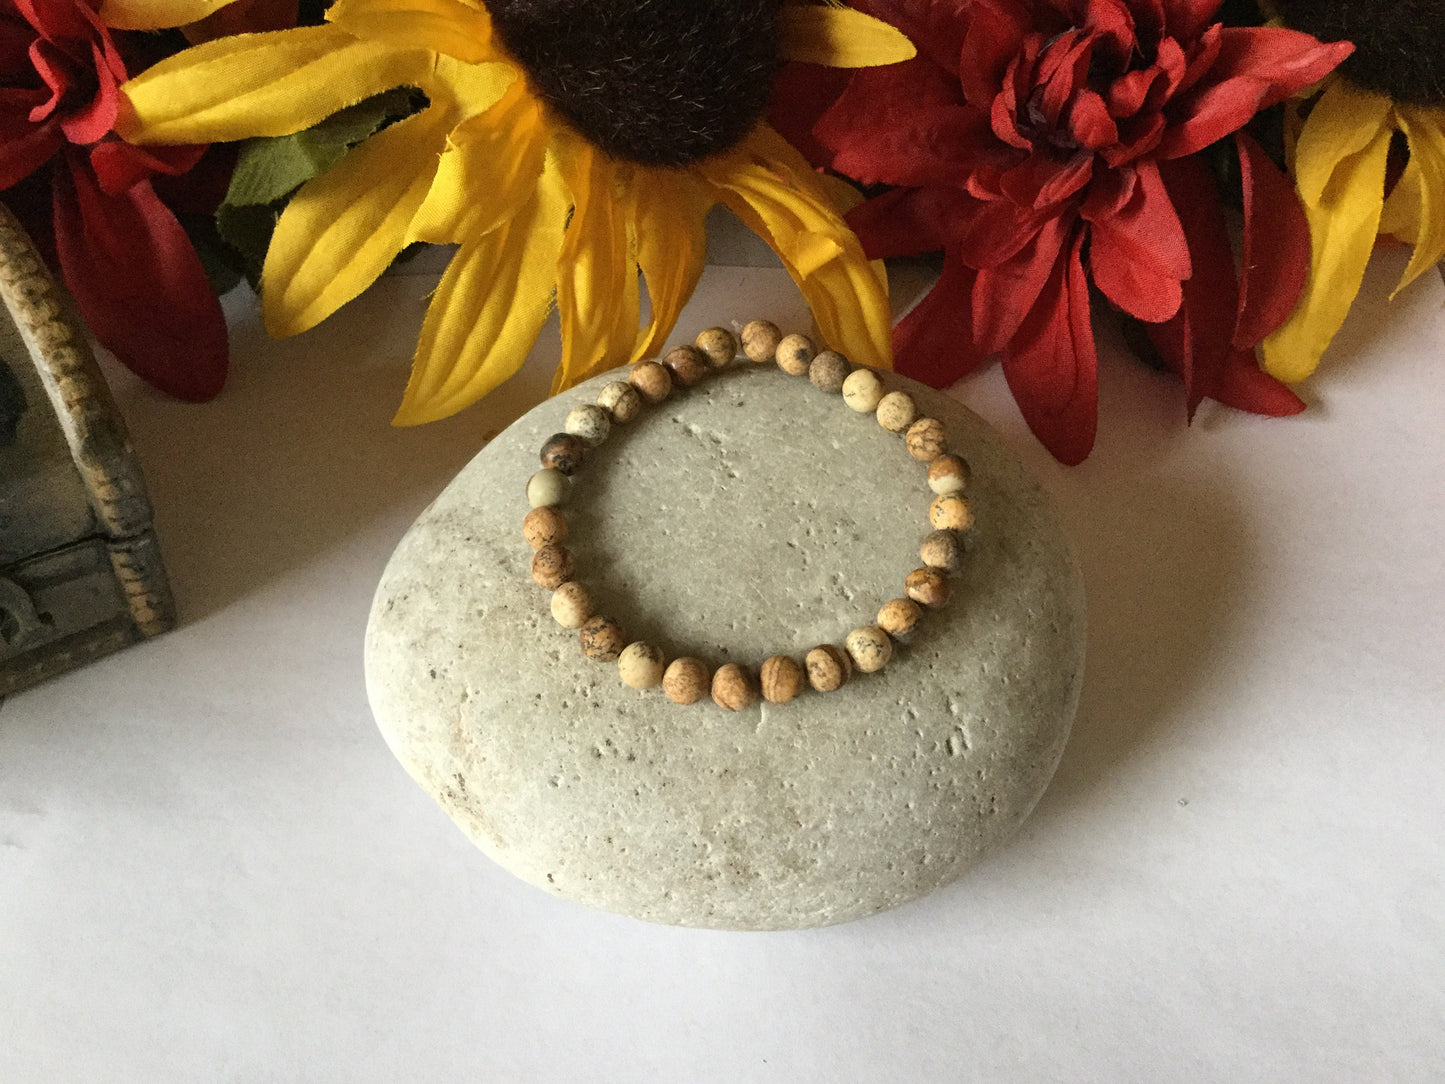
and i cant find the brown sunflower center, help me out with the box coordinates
[1280,0,1445,104]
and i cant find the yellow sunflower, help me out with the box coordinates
[1261,78,1445,382]
[117,0,913,424]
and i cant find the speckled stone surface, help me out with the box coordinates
[365,364,1085,930]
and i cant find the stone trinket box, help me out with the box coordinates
[0,207,174,696]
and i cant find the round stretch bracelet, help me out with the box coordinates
[522,320,975,710]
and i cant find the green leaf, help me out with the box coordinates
[216,202,282,288]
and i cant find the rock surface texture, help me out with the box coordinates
[366,364,1085,930]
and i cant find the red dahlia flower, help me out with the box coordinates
[0,0,226,400]
[806,0,1352,463]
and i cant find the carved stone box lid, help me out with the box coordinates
[0,205,175,696]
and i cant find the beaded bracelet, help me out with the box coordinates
[522,320,974,710]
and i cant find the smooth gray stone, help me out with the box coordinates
[366,364,1085,930]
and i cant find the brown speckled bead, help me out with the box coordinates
[540,432,586,475]
[663,344,710,387]
[876,390,918,433]
[920,529,962,572]
[523,505,567,549]
[877,597,923,641]
[550,581,593,628]
[927,454,970,495]
[809,350,851,393]
[629,360,672,403]
[775,332,816,376]
[805,644,852,692]
[530,544,574,590]
[760,655,805,704]
[842,369,884,413]
[845,626,892,673]
[906,567,950,609]
[695,326,738,367]
[905,418,948,461]
[579,615,627,662]
[662,657,711,705]
[929,493,974,532]
[597,380,643,423]
[618,642,666,689]
[741,319,782,362]
[711,663,756,711]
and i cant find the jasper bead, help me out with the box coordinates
[522,505,567,549]
[929,493,974,532]
[711,663,756,711]
[618,642,666,689]
[760,655,805,704]
[920,529,962,572]
[845,626,892,673]
[775,332,816,376]
[579,615,627,662]
[564,404,611,447]
[906,567,949,609]
[530,544,574,590]
[629,360,672,403]
[842,369,884,413]
[805,644,852,692]
[695,326,738,367]
[526,468,569,508]
[876,391,918,433]
[550,581,592,628]
[663,344,710,387]
[662,657,711,705]
[741,319,782,362]
[905,418,948,461]
[540,432,586,474]
[877,597,923,641]
[597,381,643,424]
[927,454,970,496]
[809,350,851,393]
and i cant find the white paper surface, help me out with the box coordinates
[1,251,1441,1082]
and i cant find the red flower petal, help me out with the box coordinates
[89,139,206,196]
[1213,348,1306,417]
[1084,160,1190,323]
[1000,232,1098,465]
[1233,130,1310,349]
[1163,0,1226,45]
[52,151,228,402]
[972,211,1072,352]
[767,62,850,169]
[846,185,959,258]
[892,249,991,388]
[0,95,62,188]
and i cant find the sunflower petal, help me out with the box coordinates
[1292,80,1392,204]
[118,25,429,145]
[261,105,450,337]
[1261,97,1393,383]
[630,169,711,361]
[777,3,916,68]
[1391,108,1445,295]
[393,165,569,425]
[326,0,494,62]
[99,0,235,30]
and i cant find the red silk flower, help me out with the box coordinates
[0,0,227,401]
[800,0,1352,463]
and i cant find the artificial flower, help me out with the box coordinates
[806,0,1350,463]
[1260,1,1445,381]
[0,0,247,400]
[119,0,914,425]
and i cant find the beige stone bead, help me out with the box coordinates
[530,544,574,590]
[711,663,756,711]
[618,642,666,689]
[629,360,672,403]
[842,369,884,413]
[759,655,805,704]
[808,350,851,393]
[522,505,567,549]
[564,403,611,447]
[927,454,970,496]
[741,319,782,362]
[695,326,738,367]
[804,644,852,692]
[929,493,974,532]
[662,657,711,705]
[906,567,949,609]
[775,332,816,376]
[876,390,918,433]
[845,626,892,673]
[526,468,569,508]
[905,417,948,461]
[920,529,962,573]
[876,597,923,641]
[579,615,627,662]
[663,344,710,387]
[597,380,643,424]
[540,432,586,475]
[550,581,592,629]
